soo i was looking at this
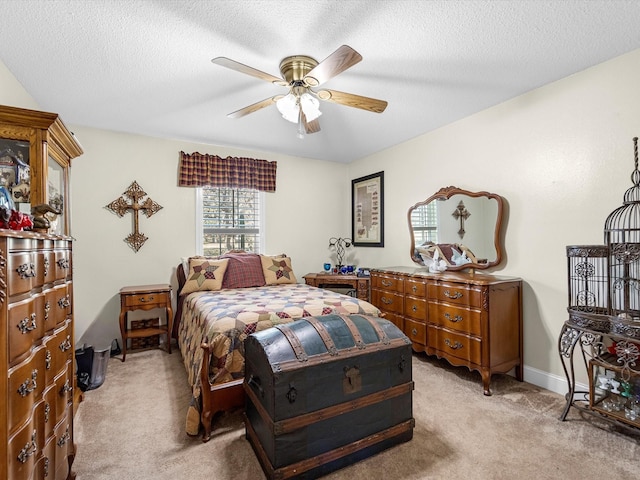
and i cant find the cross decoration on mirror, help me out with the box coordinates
[106,181,163,252]
[452,200,470,239]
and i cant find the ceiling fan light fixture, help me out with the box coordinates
[276,93,299,123]
[299,93,321,122]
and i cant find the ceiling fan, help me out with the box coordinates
[211,45,388,138]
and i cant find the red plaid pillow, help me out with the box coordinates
[220,252,266,289]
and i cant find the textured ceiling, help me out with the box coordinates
[1,0,640,163]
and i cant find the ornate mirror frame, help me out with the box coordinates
[408,186,505,271]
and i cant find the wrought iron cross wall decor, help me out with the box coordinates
[106,181,163,252]
[452,200,470,239]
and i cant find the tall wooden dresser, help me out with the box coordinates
[1,105,82,479]
[371,266,523,395]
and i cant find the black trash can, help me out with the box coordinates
[75,344,110,391]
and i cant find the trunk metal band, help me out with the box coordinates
[339,314,365,349]
[274,323,308,362]
[304,316,338,356]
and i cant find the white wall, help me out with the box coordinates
[3,47,640,391]
[348,48,640,388]
[68,128,348,348]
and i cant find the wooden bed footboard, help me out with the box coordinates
[200,342,246,442]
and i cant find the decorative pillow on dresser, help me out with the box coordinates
[180,257,230,294]
[260,254,298,285]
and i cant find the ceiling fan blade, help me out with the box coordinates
[227,95,283,118]
[212,57,288,86]
[317,89,388,113]
[303,45,362,87]
[302,112,321,134]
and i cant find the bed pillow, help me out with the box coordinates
[180,257,229,295]
[220,252,266,289]
[260,254,298,285]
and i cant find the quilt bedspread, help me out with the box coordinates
[177,283,381,435]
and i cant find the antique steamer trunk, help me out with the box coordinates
[244,314,414,480]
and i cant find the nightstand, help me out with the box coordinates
[119,284,173,361]
[303,273,370,302]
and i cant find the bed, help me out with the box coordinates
[174,252,381,441]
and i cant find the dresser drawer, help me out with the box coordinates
[37,247,55,286]
[45,284,71,331]
[428,303,482,336]
[43,383,57,440]
[8,252,36,295]
[54,248,72,281]
[371,273,404,293]
[404,296,427,321]
[124,291,170,308]
[44,321,73,382]
[404,278,426,297]
[54,417,72,480]
[8,346,46,435]
[427,325,481,364]
[372,289,404,315]
[54,367,73,422]
[7,405,44,480]
[405,318,426,345]
[428,282,483,308]
[8,296,42,365]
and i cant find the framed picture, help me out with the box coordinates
[352,171,384,247]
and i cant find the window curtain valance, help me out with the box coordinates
[178,151,277,192]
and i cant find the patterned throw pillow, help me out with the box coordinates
[180,257,230,295]
[260,255,298,285]
[220,252,266,289]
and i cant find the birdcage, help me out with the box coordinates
[603,137,640,320]
[566,245,609,315]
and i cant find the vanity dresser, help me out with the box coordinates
[371,187,523,395]
[1,105,83,479]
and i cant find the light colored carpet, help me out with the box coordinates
[73,349,639,479]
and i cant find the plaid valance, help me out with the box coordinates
[178,151,277,192]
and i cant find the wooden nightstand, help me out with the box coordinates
[119,284,173,361]
[303,273,370,302]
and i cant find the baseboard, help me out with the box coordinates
[523,364,588,396]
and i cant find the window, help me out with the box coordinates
[198,186,264,256]
[411,201,438,246]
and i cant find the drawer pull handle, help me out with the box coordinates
[59,335,72,352]
[18,369,38,397]
[57,427,71,447]
[381,280,392,287]
[139,296,154,302]
[45,402,51,423]
[44,257,50,277]
[16,262,36,279]
[60,380,73,395]
[46,350,52,370]
[17,313,37,334]
[57,258,70,269]
[443,290,463,299]
[44,300,51,321]
[17,430,37,463]
[412,305,418,312]
[58,296,71,309]
[412,285,418,293]
[411,328,418,336]
[445,338,463,350]
[381,296,393,305]
[44,457,50,477]
[444,312,463,323]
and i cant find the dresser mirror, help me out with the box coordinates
[408,186,504,271]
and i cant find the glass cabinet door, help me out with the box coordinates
[47,154,67,235]
[0,138,31,214]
